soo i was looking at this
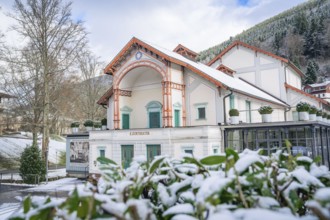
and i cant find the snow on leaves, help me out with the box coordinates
[8,148,330,220]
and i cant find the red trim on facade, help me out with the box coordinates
[173,44,198,60]
[97,86,113,105]
[103,37,226,89]
[207,41,304,77]
[216,64,235,76]
[284,83,329,105]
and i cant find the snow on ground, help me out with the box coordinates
[0,178,84,219]
[0,133,66,164]
[0,203,21,220]
[0,168,66,181]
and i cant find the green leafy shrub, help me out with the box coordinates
[70,122,80,128]
[316,110,323,116]
[94,121,101,128]
[83,120,94,127]
[19,145,46,184]
[309,106,318,114]
[229,109,239,116]
[258,106,273,114]
[10,148,330,220]
[296,102,310,112]
[323,112,327,118]
[101,118,107,125]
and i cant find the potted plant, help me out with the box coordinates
[258,106,273,123]
[322,112,327,122]
[229,109,239,125]
[94,121,102,131]
[101,118,107,130]
[296,102,310,121]
[316,110,323,121]
[327,115,330,124]
[70,122,79,133]
[84,120,94,131]
[309,106,318,121]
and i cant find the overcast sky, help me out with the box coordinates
[0,0,306,63]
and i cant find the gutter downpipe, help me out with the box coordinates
[284,62,290,121]
[284,106,291,121]
[223,88,233,125]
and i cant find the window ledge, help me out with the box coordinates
[196,118,207,121]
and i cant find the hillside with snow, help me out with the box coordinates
[0,133,66,168]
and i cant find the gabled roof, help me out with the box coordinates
[173,44,198,60]
[285,83,329,105]
[101,37,288,107]
[97,86,113,105]
[305,81,330,88]
[207,41,304,77]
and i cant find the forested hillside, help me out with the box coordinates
[197,0,330,84]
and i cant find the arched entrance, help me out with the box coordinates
[112,60,172,129]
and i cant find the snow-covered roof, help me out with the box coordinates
[307,81,330,88]
[103,37,288,107]
[142,38,288,107]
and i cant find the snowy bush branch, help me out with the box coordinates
[9,148,330,220]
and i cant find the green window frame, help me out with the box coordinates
[122,113,130,129]
[194,102,207,120]
[146,101,162,128]
[120,106,132,129]
[121,145,134,169]
[147,145,161,162]
[174,109,180,127]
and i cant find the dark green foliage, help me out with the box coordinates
[19,145,46,184]
[304,60,319,85]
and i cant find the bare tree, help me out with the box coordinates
[9,0,87,157]
[74,51,109,121]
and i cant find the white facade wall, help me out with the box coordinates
[222,47,255,69]
[225,92,285,123]
[286,89,321,121]
[286,67,302,89]
[220,46,287,101]
[171,63,183,84]
[260,69,280,98]
[184,71,221,126]
[119,87,162,129]
[172,89,183,126]
[88,126,222,174]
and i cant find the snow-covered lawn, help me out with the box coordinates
[0,168,67,181]
[0,133,66,164]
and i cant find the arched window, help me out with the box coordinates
[146,101,162,128]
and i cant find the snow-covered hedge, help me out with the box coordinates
[9,149,330,220]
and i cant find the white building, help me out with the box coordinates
[66,38,330,176]
[304,81,330,101]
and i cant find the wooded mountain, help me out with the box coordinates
[197,0,330,84]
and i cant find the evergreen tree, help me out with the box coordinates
[304,60,318,85]
[293,12,308,34]
[19,145,46,184]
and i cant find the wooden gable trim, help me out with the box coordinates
[173,44,198,59]
[97,86,113,105]
[284,83,329,105]
[216,64,235,76]
[104,37,226,89]
[207,41,304,77]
